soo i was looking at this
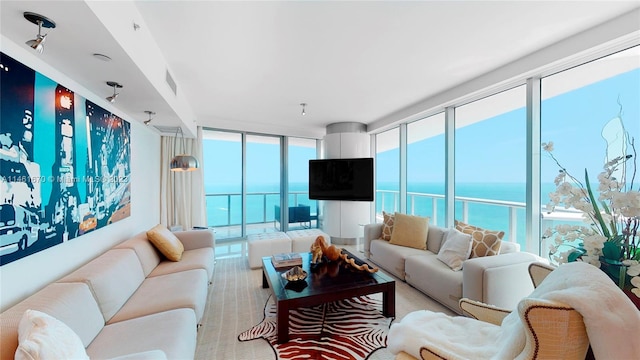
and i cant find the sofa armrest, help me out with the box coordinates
[173,229,215,251]
[458,298,511,326]
[363,224,383,258]
[462,252,546,310]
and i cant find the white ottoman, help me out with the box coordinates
[247,232,292,269]
[286,229,331,253]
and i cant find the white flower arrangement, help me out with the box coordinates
[542,114,639,299]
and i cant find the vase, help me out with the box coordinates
[623,288,640,311]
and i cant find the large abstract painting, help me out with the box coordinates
[0,52,131,266]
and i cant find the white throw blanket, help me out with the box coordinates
[388,261,640,359]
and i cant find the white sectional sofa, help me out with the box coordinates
[364,223,544,313]
[0,228,214,360]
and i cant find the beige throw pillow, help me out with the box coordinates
[146,224,185,261]
[16,309,89,360]
[454,220,504,258]
[389,213,429,250]
[437,229,473,271]
[381,211,395,240]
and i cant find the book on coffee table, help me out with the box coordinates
[271,253,303,268]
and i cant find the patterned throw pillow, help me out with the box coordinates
[454,220,504,258]
[381,211,395,241]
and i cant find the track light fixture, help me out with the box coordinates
[24,12,56,54]
[144,110,155,125]
[106,81,123,103]
[301,103,307,116]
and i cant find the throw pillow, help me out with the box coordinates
[146,224,185,261]
[16,309,89,360]
[381,211,395,241]
[389,213,429,250]
[437,229,473,271]
[454,220,504,258]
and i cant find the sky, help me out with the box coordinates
[203,67,640,193]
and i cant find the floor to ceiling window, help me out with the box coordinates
[375,127,400,220]
[202,131,242,239]
[407,113,445,227]
[245,134,281,236]
[287,137,319,229]
[454,85,527,245]
[540,45,640,257]
[203,130,319,241]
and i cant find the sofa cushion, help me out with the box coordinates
[107,269,208,324]
[86,309,197,360]
[405,254,464,313]
[437,229,473,271]
[426,226,448,254]
[389,213,429,250]
[148,247,215,280]
[369,239,429,280]
[16,309,89,360]
[455,220,504,258]
[381,211,395,240]
[58,249,146,322]
[0,283,104,360]
[114,232,162,276]
[147,224,185,261]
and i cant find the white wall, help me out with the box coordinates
[0,38,162,312]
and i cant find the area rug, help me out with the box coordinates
[238,295,393,360]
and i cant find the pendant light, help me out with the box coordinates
[170,127,199,172]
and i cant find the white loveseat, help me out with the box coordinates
[0,228,215,360]
[364,223,544,313]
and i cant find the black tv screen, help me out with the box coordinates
[308,158,374,201]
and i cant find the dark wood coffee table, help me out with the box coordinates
[262,250,395,343]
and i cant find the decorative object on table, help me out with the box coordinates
[271,252,302,269]
[309,236,379,273]
[239,295,391,360]
[543,106,639,303]
[282,266,307,282]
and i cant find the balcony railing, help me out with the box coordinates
[206,189,584,255]
[377,189,585,256]
[205,191,317,227]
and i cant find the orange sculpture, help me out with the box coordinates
[310,236,378,273]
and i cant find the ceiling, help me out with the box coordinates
[1,1,639,139]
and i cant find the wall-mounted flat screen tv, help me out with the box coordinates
[308,158,374,201]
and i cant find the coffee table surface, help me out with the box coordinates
[262,251,394,300]
[262,250,395,343]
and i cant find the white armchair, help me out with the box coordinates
[389,262,640,360]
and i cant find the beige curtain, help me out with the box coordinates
[160,126,207,230]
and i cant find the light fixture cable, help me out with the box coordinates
[301,103,307,116]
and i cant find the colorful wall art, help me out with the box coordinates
[0,52,131,266]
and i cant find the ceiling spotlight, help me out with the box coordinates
[24,12,56,54]
[301,103,307,116]
[144,110,155,125]
[106,81,123,103]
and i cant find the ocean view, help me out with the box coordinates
[205,181,562,249]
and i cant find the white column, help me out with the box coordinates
[322,122,370,245]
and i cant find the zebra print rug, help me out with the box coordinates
[238,295,393,360]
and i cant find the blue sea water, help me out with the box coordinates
[205,181,559,248]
